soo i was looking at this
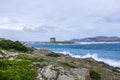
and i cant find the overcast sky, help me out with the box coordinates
[0,0,120,41]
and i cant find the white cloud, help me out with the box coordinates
[0,17,11,24]
[0,17,24,30]
[0,0,120,41]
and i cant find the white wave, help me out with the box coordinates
[57,50,120,68]
[75,42,120,44]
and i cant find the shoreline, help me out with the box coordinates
[1,48,120,80]
[23,41,120,45]
[34,47,120,69]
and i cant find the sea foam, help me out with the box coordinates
[57,50,120,68]
[77,42,120,44]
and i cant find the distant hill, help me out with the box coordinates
[69,36,120,42]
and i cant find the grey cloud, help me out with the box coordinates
[22,25,58,33]
[0,0,120,41]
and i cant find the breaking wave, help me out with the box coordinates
[57,50,120,68]
[76,42,120,44]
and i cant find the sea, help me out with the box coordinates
[27,42,120,68]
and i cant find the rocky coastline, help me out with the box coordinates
[0,48,120,80]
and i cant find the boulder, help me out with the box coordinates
[41,65,57,79]
[57,75,75,80]
[0,54,4,59]
[36,68,44,80]
[70,68,90,80]
[36,65,90,80]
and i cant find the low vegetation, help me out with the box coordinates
[90,70,101,80]
[0,59,35,80]
[18,54,45,62]
[0,40,29,52]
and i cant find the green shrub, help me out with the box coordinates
[0,59,35,80]
[90,70,101,80]
[0,40,28,52]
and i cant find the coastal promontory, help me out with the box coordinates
[0,40,120,80]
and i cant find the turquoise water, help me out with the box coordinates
[28,42,120,67]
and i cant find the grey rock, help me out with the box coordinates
[0,54,4,59]
[57,75,75,80]
[33,49,54,56]
[55,67,65,74]
[36,68,44,80]
[70,68,90,80]
[41,65,57,79]
[36,65,90,80]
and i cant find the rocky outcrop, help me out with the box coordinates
[1,49,120,80]
[33,49,54,56]
[33,49,120,80]
[36,65,90,80]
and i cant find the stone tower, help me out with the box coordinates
[50,37,56,42]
